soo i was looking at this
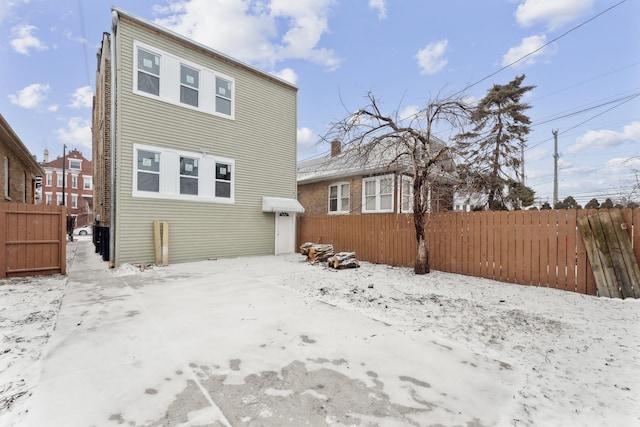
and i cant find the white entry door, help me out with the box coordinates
[275,211,295,255]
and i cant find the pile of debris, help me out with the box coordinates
[300,242,360,269]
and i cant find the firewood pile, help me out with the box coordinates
[300,242,359,269]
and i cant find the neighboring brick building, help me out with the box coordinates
[297,139,456,216]
[93,32,111,256]
[41,148,93,226]
[0,114,43,204]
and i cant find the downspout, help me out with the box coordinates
[109,10,118,266]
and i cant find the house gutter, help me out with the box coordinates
[109,10,118,266]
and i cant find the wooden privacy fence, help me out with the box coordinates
[297,209,640,296]
[0,203,67,278]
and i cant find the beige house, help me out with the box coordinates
[0,114,43,204]
[93,8,302,266]
[297,140,456,216]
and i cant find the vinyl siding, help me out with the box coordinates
[113,16,297,265]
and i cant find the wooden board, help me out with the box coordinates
[577,209,640,299]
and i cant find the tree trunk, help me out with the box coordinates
[413,211,430,274]
[415,235,430,274]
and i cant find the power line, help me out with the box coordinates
[453,0,627,95]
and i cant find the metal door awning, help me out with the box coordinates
[262,197,305,213]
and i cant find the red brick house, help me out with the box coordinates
[41,148,94,226]
[297,139,457,216]
[0,114,43,204]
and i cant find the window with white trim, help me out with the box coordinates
[399,176,413,213]
[56,193,64,206]
[328,182,350,214]
[46,172,52,186]
[215,77,232,115]
[133,41,235,119]
[179,156,199,195]
[137,47,160,96]
[56,172,63,187]
[362,175,394,213]
[180,64,199,107]
[136,149,161,193]
[69,159,81,170]
[71,175,78,189]
[83,176,92,190]
[215,162,232,199]
[45,192,52,205]
[71,194,78,208]
[3,156,8,198]
[133,144,234,203]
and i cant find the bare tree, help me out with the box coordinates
[323,92,469,274]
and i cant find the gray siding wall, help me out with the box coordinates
[113,17,298,265]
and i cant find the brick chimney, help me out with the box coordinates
[331,140,341,157]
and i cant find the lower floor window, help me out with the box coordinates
[133,144,234,203]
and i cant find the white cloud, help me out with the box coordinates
[501,34,556,67]
[0,0,29,24]
[10,24,47,55]
[369,0,387,19]
[297,127,317,150]
[525,147,548,162]
[604,157,640,174]
[516,0,594,31]
[415,40,448,75]
[8,83,50,109]
[69,86,93,108]
[273,67,298,84]
[56,117,92,149]
[399,105,420,122]
[48,104,59,112]
[153,0,340,71]
[568,121,640,154]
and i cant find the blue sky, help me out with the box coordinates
[1,0,638,205]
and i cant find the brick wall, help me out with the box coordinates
[1,145,36,204]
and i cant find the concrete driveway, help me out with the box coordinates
[22,240,520,426]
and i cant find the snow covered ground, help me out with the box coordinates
[0,238,639,426]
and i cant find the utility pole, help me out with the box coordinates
[62,144,66,206]
[552,130,559,208]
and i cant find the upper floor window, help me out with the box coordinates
[46,172,52,186]
[69,159,81,170]
[328,183,350,214]
[137,149,161,193]
[71,194,78,208]
[71,175,78,189]
[215,77,232,115]
[83,176,92,190]
[180,65,199,107]
[179,156,199,195]
[56,193,64,206]
[137,48,160,96]
[362,175,394,213]
[56,173,63,187]
[133,41,235,119]
[45,193,52,205]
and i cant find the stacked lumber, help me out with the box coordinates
[300,242,335,262]
[327,252,360,269]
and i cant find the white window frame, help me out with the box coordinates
[179,156,199,195]
[69,159,81,170]
[133,41,235,120]
[71,194,78,208]
[180,64,199,108]
[362,175,394,213]
[136,46,161,96]
[83,176,92,190]
[132,143,235,204]
[399,175,413,213]
[56,193,63,206]
[46,172,52,186]
[328,182,350,214]
[45,192,52,205]
[71,174,78,189]
[3,156,8,199]
[56,172,63,187]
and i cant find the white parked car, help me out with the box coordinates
[74,225,93,236]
